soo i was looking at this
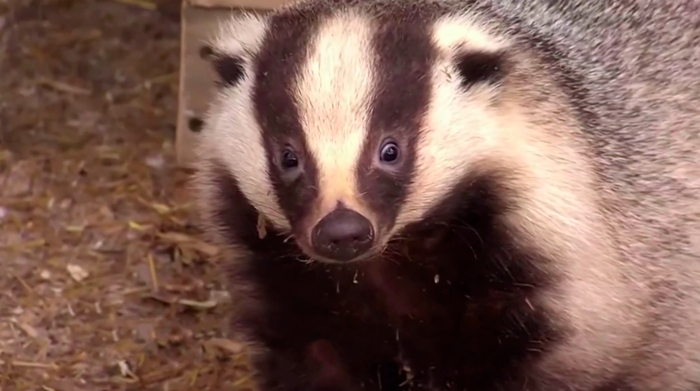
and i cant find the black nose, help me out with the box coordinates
[311,208,374,261]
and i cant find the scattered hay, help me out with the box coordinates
[0,1,255,389]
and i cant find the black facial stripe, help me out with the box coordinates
[251,7,330,225]
[357,6,437,230]
[392,170,561,389]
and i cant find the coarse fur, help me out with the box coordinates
[192,1,700,390]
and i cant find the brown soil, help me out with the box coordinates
[0,1,252,389]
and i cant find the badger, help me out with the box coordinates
[192,0,700,390]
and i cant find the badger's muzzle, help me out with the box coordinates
[311,207,375,262]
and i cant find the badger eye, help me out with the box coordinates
[379,141,400,164]
[281,148,299,169]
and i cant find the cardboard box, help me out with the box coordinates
[176,0,289,167]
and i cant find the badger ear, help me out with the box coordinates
[201,48,246,88]
[454,49,508,89]
[202,12,269,88]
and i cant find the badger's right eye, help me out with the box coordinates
[281,148,299,170]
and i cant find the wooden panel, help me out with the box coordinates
[177,3,268,167]
[177,4,217,167]
[176,0,292,167]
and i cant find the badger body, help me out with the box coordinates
[193,1,700,390]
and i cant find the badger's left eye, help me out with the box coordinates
[281,148,299,169]
[379,140,400,164]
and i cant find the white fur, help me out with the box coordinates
[293,12,377,223]
[211,12,270,60]
[431,14,509,53]
[389,15,639,385]
[196,12,291,231]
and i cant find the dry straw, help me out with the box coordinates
[0,0,256,389]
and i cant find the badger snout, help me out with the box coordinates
[311,207,375,262]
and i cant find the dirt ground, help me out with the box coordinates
[0,1,253,390]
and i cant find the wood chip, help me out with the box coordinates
[147,253,159,292]
[177,298,217,309]
[203,338,245,355]
[37,78,91,95]
[66,264,89,282]
[155,231,219,257]
[12,319,39,339]
[256,213,267,239]
[144,293,218,310]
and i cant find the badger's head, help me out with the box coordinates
[195,0,600,265]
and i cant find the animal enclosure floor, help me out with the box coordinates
[0,1,253,390]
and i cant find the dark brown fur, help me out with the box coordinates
[211,161,560,391]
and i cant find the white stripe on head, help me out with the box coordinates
[198,13,292,231]
[293,11,376,217]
